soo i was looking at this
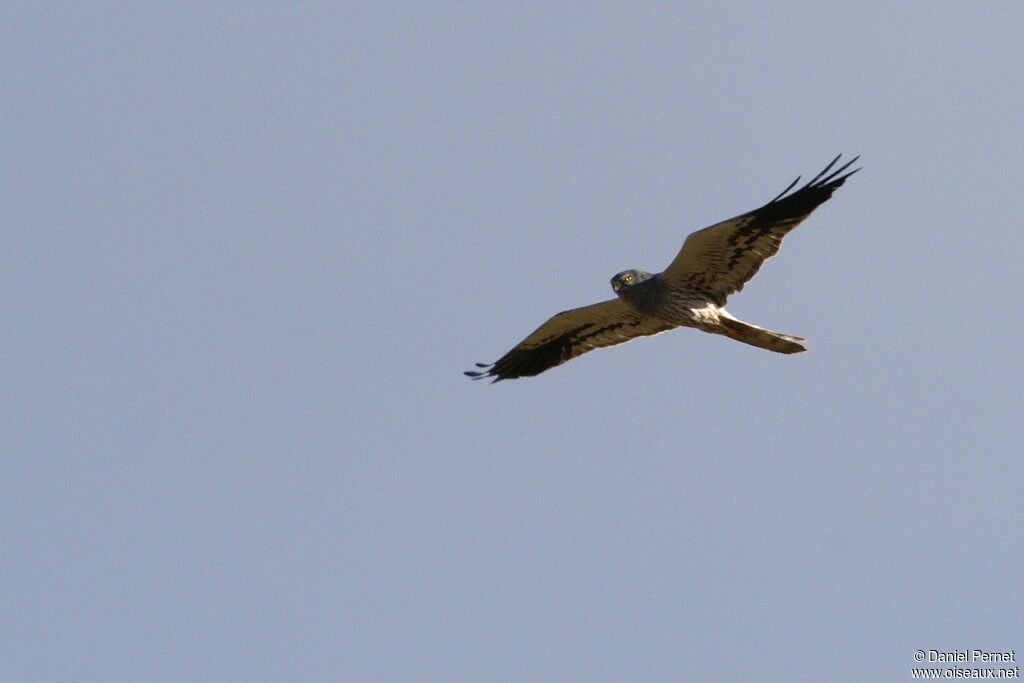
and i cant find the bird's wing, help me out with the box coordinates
[661,154,860,306]
[466,298,675,382]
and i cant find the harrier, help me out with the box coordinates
[466,155,859,382]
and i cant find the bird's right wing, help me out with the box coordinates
[661,155,859,305]
[466,298,675,382]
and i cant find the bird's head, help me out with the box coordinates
[611,269,654,293]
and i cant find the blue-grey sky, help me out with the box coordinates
[3,3,1022,681]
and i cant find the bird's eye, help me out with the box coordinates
[624,274,634,282]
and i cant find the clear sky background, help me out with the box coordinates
[3,3,1022,681]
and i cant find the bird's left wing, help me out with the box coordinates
[661,154,859,306]
[466,298,675,382]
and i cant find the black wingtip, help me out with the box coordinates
[806,153,843,186]
[765,154,861,207]
[814,154,860,186]
[464,362,495,380]
[756,153,861,218]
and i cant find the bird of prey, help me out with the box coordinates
[466,154,859,382]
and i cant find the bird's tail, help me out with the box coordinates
[717,312,806,354]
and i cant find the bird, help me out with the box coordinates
[466,154,859,382]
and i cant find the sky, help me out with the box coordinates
[3,2,1022,681]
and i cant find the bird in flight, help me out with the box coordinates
[466,154,859,382]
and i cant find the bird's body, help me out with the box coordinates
[613,270,719,329]
[611,268,806,354]
[467,155,859,382]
